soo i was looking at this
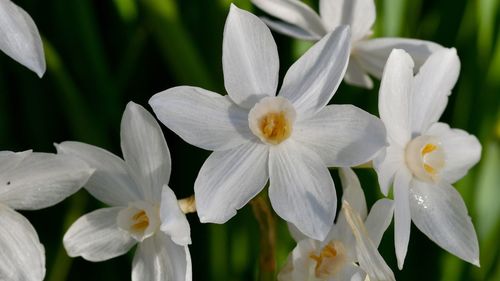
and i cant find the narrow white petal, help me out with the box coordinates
[195,142,269,223]
[354,38,443,79]
[269,140,335,241]
[223,4,279,108]
[0,153,93,210]
[343,201,396,281]
[260,16,321,40]
[0,204,44,281]
[411,48,460,133]
[160,185,191,246]
[378,49,413,147]
[132,233,191,281]
[279,26,351,118]
[344,57,374,89]
[339,168,367,219]
[121,102,171,201]
[149,86,252,151]
[0,0,45,77]
[410,180,479,266]
[56,141,141,207]
[426,122,481,183]
[319,0,376,41]
[393,169,412,269]
[373,145,405,196]
[0,150,31,174]
[294,104,386,167]
[364,199,394,247]
[63,207,135,262]
[251,0,327,38]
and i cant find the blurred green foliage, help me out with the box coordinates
[0,0,498,280]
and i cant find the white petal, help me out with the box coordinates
[279,26,351,118]
[63,207,135,262]
[287,222,308,242]
[339,168,367,219]
[373,145,405,196]
[294,104,386,167]
[319,0,376,41]
[364,199,394,247]
[0,150,31,174]
[222,4,279,108]
[410,180,479,266]
[251,0,327,38]
[0,204,44,281]
[269,140,335,241]
[343,201,396,281]
[132,233,191,281]
[56,141,141,207]
[344,57,374,89]
[411,48,460,133]
[354,38,443,79]
[121,102,171,202]
[0,0,45,77]
[278,239,317,281]
[0,153,93,210]
[149,86,252,151]
[160,185,191,246]
[426,122,481,183]
[195,142,269,223]
[260,16,321,40]
[393,169,412,269]
[378,49,413,147]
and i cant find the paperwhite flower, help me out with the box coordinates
[150,4,386,241]
[250,0,443,88]
[0,0,45,77]
[0,150,93,281]
[279,168,395,281]
[374,48,481,269]
[58,102,192,281]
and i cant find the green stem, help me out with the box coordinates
[250,193,276,281]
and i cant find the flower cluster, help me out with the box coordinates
[0,0,482,280]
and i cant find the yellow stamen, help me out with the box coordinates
[131,210,149,232]
[259,112,291,144]
[421,143,437,155]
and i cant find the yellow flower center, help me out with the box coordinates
[131,210,150,232]
[259,112,292,144]
[309,241,346,279]
[405,135,445,182]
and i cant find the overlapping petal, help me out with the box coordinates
[393,168,412,269]
[269,140,335,241]
[373,145,405,196]
[339,167,367,219]
[223,4,279,108]
[150,86,252,151]
[294,105,386,167]
[0,150,31,174]
[0,0,45,77]
[260,17,321,40]
[364,199,394,247]
[63,207,136,262]
[160,185,191,246]
[195,142,269,224]
[344,57,374,89]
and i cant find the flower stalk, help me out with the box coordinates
[250,193,276,281]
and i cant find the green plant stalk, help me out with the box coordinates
[250,193,276,281]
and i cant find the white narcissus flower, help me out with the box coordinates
[250,0,443,89]
[0,0,45,77]
[149,4,386,241]
[374,48,481,269]
[58,102,192,281]
[0,150,93,281]
[279,168,395,281]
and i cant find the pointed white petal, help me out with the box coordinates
[378,49,413,147]
[222,5,279,108]
[344,57,374,89]
[132,233,191,281]
[0,204,44,281]
[278,239,317,281]
[0,150,31,174]
[339,168,367,219]
[393,169,412,269]
[0,153,92,210]
[287,222,308,242]
[343,201,396,281]
[260,16,321,40]
[279,26,351,118]
[354,38,443,79]
[63,207,135,262]
[56,141,141,207]
[269,140,335,241]
[294,104,386,167]
[0,0,45,77]
[251,0,327,38]
[427,122,481,183]
[121,102,171,201]
[411,48,460,133]
[319,0,376,41]
[195,142,268,223]
[410,180,479,266]
[149,86,252,151]
[373,145,405,196]
[160,185,191,246]
[365,199,394,247]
